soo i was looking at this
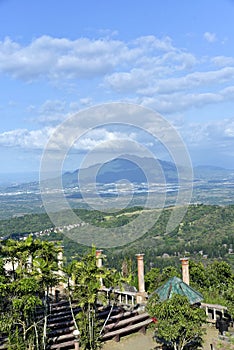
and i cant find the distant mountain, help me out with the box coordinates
[193,165,234,181]
[2,155,234,192]
[62,155,179,187]
[0,172,39,187]
[1,156,234,219]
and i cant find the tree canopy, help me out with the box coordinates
[0,236,60,350]
[147,294,206,350]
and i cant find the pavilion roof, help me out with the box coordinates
[153,276,203,304]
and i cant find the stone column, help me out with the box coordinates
[96,250,103,286]
[136,254,147,304]
[96,250,103,268]
[53,246,65,298]
[136,254,145,293]
[57,247,64,275]
[180,257,189,285]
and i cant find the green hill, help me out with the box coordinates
[0,204,233,269]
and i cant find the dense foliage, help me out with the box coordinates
[189,260,234,316]
[0,235,233,349]
[0,238,125,350]
[144,259,234,318]
[66,248,124,350]
[0,237,60,349]
[147,294,207,350]
[0,204,233,348]
[0,204,233,269]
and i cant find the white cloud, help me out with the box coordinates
[1,33,234,125]
[183,118,234,150]
[29,100,70,125]
[106,61,234,98]
[132,35,175,52]
[0,127,54,149]
[105,69,150,93]
[0,34,195,86]
[0,36,129,81]
[212,56,234,66]
[0,102,179,156]
[203,32,217,43]
[138,84,234,114]
[105,51,197,94]
[0,35,174,82]
[2,107,233,170]
[0,125,139,152]
[74,128,138,151]
[39,100,66,115]
[159,67,234,93]
[79,97,93,107]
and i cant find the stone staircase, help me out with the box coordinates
[0,300,152,349]
[47,301,152,349]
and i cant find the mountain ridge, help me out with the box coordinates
[2,155,234,191]
[63,155,179,186]
[62,155,234,186]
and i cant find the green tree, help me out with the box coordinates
[145,268,161,293]
[189,260,207,290]
[206,260,232,290]
[145,266,179,293]
[68,247,122,350]
[0,261,43,350]
[0,237,60,350]
[190,260,234,318]
[68,248,105,350]
[147,294,206,350]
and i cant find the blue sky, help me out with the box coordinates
[1,0,234,176]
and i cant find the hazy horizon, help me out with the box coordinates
[1,157,234,187]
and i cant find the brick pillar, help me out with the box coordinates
[180,257,189,285]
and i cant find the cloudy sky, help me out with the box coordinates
[1,0,234,177]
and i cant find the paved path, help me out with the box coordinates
[103,330,156,350]
[103,324,221,350]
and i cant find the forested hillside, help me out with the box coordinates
[0,204,233,270]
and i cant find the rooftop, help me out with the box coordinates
[153,276,203,304]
